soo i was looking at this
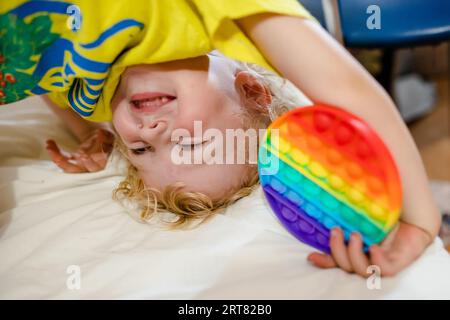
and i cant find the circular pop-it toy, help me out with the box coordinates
[258,104,402,253]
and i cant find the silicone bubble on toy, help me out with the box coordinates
[258,104,402,253]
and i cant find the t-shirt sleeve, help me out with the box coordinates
[189,0,315,74]
[46,92,70,110]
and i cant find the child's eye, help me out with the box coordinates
[181,144,196,151]
[130,146,154,155]
[177,140,209,150]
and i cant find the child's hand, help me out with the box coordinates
[46,129,114,173]
[307,222,432,277]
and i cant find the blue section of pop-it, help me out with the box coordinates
[264,185,371,253]
[259,151,383,251]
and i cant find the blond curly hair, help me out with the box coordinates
[113,56,311,228]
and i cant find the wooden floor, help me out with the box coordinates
[408,74,450,182]
[407,74,449,251]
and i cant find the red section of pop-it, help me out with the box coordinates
[280,124,386,201]
[271,104,402,211]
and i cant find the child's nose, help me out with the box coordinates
[138,120,168,143]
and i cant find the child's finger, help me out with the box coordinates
[78,136,96,154]
[62,162,87,173]
[51,152,86,173]
[347,232,371,277]
[103,130,115,144]
[97,129,107,144]
[369,245,396,277]
[47,140,77,162]
[46,139,63,156]
[79,154,102,172]
[329,228,354,273]
[96,128,114,141]
[46,140,69,163]
[82,152,108,171]
[102,130,115,146]
[46,140,86,173]
[91,152,108,169]
[307,252,336,269]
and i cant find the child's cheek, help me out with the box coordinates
[112,103,135,142]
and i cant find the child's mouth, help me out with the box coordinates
[130,92,176,113]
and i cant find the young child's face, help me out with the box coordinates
[111,55,264,200]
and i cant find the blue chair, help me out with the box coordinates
[299,0,450,93]
[299,0,450,47]
[297,0,326,28]
[341,0,450,47]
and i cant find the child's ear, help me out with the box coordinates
[234,71,272,114]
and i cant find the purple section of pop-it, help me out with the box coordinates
[263,186,331,253]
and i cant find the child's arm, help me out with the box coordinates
[238,14,441,276]
[43,95,114,173]
[44,95,98,143]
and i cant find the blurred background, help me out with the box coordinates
[299,0,449,249]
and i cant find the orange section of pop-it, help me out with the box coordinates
[270,105,402,212]
[276,125,395,211]
[280,122,400,210]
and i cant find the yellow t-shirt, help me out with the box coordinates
[0,0,313,121]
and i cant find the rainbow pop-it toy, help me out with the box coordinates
[258,104,402,253]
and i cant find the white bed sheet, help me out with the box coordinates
[1,97,449,299]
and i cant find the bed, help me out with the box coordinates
[1,96,449,299]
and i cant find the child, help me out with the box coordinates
[46,52,310,221]
[1,0,441,277]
